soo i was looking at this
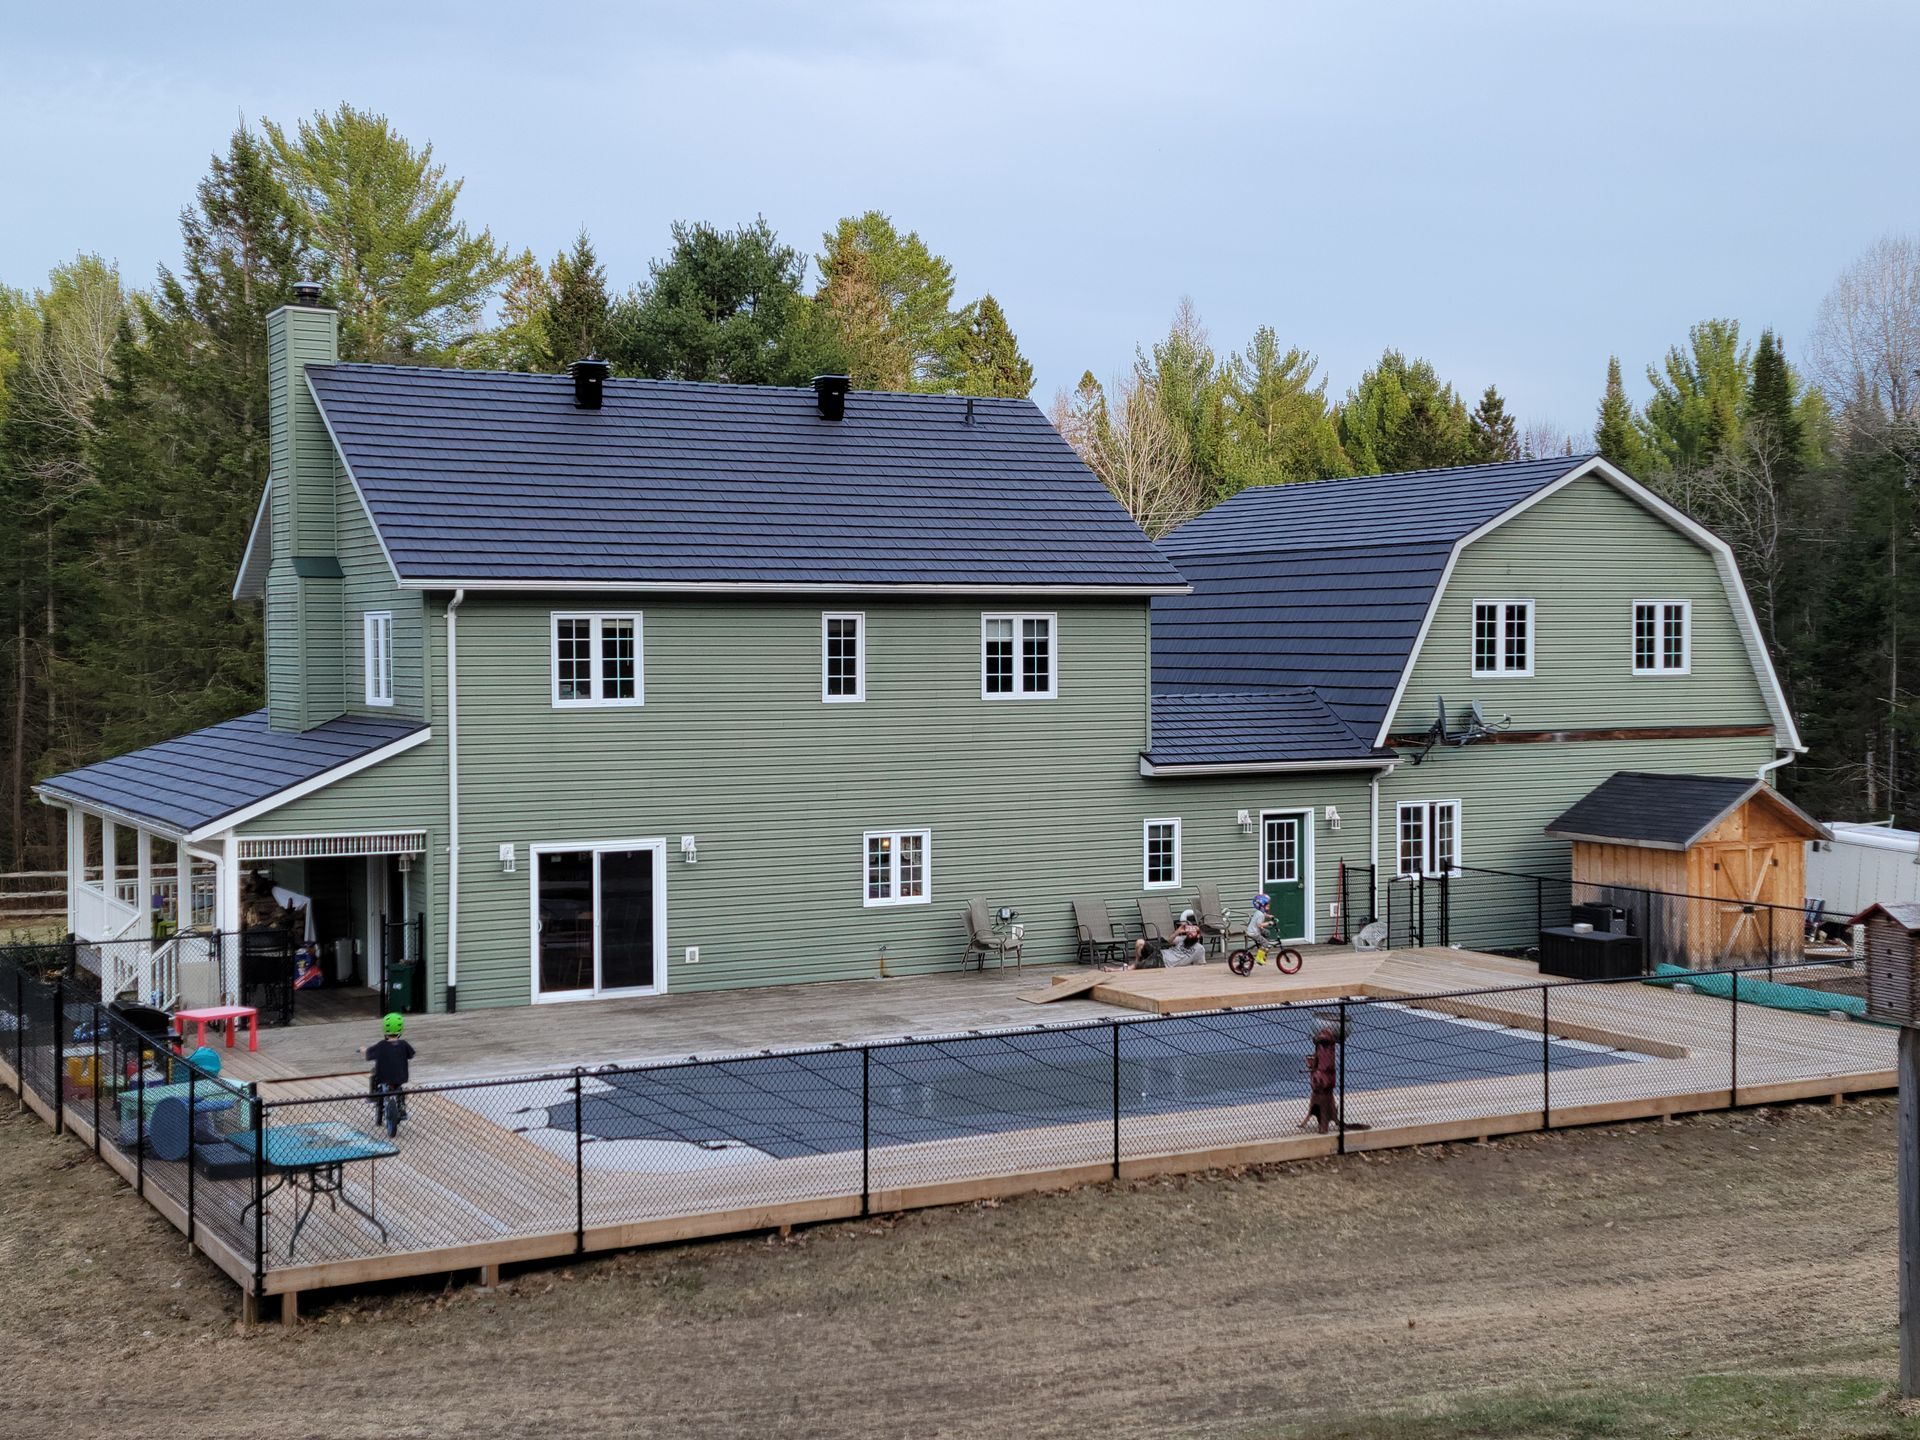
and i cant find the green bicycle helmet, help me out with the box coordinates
[382,1012,405,1038]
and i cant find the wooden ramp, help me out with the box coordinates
[1052,948,1389,1013]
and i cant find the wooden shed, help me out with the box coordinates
[1849,901,1920,1027]
[1544,772,1831,968]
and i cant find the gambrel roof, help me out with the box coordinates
[1152,455,1802,752]
[290,365,1187,595]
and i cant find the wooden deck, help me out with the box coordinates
[4,948,1896,1320]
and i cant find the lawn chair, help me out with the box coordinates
[1074,897,1124,967]
[1137,897,1178,947]
[1193,883,1230,957]
[962,899,1024,970]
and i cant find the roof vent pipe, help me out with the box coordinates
[813,374,850,421]
[292,278,324,306]
[570,358,610,410]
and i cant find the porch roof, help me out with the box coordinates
[1140,689,1396,775]
[36,709,428,839]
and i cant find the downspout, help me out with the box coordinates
[1756,752,1794,786]
[445,588,465,1012]
[1368,772,1381,919]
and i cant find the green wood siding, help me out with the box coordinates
[264,304,342,732]
[1387,477,1771,738]
[243,595,1377,1010]
[1381,734,1778,950]
[336,464,425,720]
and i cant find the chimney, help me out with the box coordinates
[292,278,324,306]
[570,358,610,410]
[813,374,850,421]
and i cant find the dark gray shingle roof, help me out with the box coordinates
[1152,456,1593,741]
[305,365,1186,592]
[1145,690,1393,771]
[1544,771,1828,850]
[1851,901,1920,932]
[37,710,426,836]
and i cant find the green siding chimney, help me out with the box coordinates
[264,300,345,731]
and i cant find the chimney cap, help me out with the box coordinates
[570,357,611,410]
[812,374,851,421]
[291,279,324,306]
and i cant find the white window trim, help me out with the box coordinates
[1631,599,1693,676]
[1143,817,1182,890]
[551,612,645,709]
[1396,799,1463,879]
[822,611,866,703]
[981,612,1059,701]
[862,828,933,908]
[1256,809,1317,944]
[527,838,667,1003]
[1470,598,1534,679]
[363,610,394,707]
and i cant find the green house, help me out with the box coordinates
[35,293,1397,1011]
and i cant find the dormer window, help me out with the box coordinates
[1471,600,1533,677]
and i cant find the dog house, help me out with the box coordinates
[1544,772,1830,968]
[1849,901,1920,1027]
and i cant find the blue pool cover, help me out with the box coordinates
[541,1004,1633,1159]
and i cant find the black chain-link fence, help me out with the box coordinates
[0,942,1890,1302]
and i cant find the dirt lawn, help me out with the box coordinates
[0,1096,1900,1438]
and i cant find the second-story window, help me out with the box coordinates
[363,611,393,707]
[552,613,643,708]
[1633,600,1691,675]
[1471,600,1533,677]
[823,612,865,702]
[982,613,1056,699]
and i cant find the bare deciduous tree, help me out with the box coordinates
[1810,233,1920,423]
[1054,369,1205,537]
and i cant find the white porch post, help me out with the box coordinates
[134,828,154,1002]
[219,831,242,1000]
[102,820,117,902]
[65,807,82,934]
[175,842,190,935]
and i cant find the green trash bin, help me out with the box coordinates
[382,961,418,1015]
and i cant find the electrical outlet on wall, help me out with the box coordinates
[684,946,700,965]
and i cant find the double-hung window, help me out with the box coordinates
[363,611,393,707]
[1397,800,1461,878]
[823,612,865,702]
[1471,600,1533,677]
[1632,600,1691,675]
[864,829,931,907]
[1143,819,1181,889]
[552,613,643,707]
[982,613,1056,699]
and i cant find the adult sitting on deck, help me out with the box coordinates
[1124,911,1207,971]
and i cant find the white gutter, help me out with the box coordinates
[445,588,465,1012]
[1138,755,1398,778]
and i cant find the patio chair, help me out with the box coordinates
[962,899,1024,969]
[1137,898,1179,947]
[1193,883,1230,955]
[176,958,221,1012]
[1073,897,1124,967]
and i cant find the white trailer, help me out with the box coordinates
[1808,822,1920,921]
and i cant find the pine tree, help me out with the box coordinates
[1218,327,1346,490]
[1335,350,1474,474]
[814,212,959,391]
[1746,329,1803,476]
[1468,384,1520,463]
[1593,356,1649,474]
[263,105,515,362]
[541,230,610,369]
[942,294,1034,397]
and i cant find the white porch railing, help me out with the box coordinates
[73,884,143,945]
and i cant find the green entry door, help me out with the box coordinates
[1261,813,1307,941]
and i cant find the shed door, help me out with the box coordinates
[1707,843,1784,963]
[1261,814,1307,941]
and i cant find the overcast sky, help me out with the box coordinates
[6,2,1917,437]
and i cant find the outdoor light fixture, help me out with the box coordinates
[681,835,698,865]
[498,843,516,874]
[1237,809,1253,835]
[1324,806,1342,831]
[997,906,1018,924]
[396,854,412,874]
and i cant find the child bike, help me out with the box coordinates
[1228,893,1302,975]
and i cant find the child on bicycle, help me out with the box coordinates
[1244,893,1274,957]
[362,1012,415,1130]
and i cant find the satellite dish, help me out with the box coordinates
[1469,698,1486,731]
[1435,695,1448,739]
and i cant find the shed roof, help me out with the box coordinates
[35,710,428,838]
[1543,771,1830,851]
[302,364,1186,594]
[1143,691,1395,773]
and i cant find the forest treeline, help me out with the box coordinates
[2,104,1917,866]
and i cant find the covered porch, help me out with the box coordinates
[33,709,433,1013]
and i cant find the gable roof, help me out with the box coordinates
[1152,454,1803,752]
[1143,690,1395,774]
[1848,900,1920,933]
[35,710,429,840]
[300,364,1186,595]
[1543,771,1830,850]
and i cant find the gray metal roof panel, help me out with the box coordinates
[1146,690,1390,768]
[305,365,1185,591]
[37,710,426,834]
